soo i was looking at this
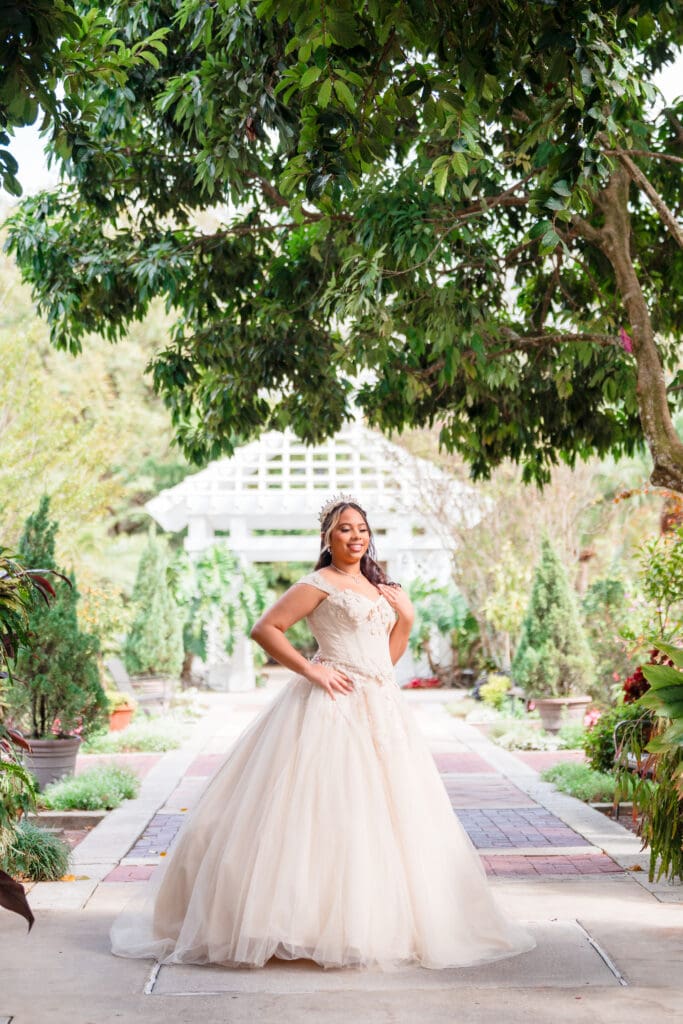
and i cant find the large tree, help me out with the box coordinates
[5,1,683,487]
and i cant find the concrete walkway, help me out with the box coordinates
[2,680,682,1023]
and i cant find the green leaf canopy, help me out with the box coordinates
[5,1,683,486]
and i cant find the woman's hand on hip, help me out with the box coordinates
[305,663,354,700]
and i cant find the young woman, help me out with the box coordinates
[111,496,534,969]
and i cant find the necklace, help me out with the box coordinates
[330,562,364,583]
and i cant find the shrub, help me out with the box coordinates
[540,762,616,802]
[479,674,510,711]
[488,720,559,750]
[1,820,70,881]
[81,719,183,753]
[105,690,137,712]
[582,703,652,773]
[7,497,107,738]
[40,765,139,810]
[512,537,595,697]
[446,697,479,719]
[557,721,586,750]
[581,577,636,702]
[124,531,183,678]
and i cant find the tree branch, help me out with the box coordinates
[612,147,683,250]
[664,109,683,148]
[603,148,683,167]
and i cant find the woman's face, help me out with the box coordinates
[327,507,370,565]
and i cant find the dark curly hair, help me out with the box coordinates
[314,502,397,587]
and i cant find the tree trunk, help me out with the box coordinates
[581,169,683,492]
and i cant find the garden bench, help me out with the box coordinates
[104,657,172,714]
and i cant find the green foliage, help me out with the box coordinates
[557,721,587,750]
[105,690,136,711]
[0,758,36,860]
[582,702,651,773]
[541,762,617,803]
[630,530,683,642]
[1,820,70,881]
[7,498,107,739]
[0,247,193,577]
[40,763,139,810]
[5,2,683,487]
[479,674,511,711]
[488,720,558,751]
[512,537,595,697]
[581,577,637,702]
[124,531,183,678]
[408,579,480,682]
[615,638,683,882]
[81,719,183,753]
[173,544,270,662]
[0,1,167,195]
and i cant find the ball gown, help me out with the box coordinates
[110,570,535,969]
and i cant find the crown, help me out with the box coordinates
[318,492,361,525]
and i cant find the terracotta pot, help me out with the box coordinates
[23,735,81,790]
[534,696,592,733]
[108,706,135,732]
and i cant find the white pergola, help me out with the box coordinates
[146,421,478,688]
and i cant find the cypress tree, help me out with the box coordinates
[512,536,595,697]
[124,531,183,678]
[9,496,106,738]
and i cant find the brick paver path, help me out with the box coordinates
[100,694,627,883]
[455,808,591,849]
[508,750,586,771]
[481,853,622,876]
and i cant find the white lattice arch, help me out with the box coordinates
[146,421,478,689]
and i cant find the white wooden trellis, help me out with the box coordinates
[146,421,479,689]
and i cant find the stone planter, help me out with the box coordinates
[23,736,81,790]
[533,695,592,733]
[108,705,135,732]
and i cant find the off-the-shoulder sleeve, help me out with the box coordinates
[296,571,335,595]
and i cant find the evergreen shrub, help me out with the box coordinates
[8,497,107,738]
[512,537,594,697]
[124,531,183,678]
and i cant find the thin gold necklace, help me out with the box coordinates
[330,562,363,583]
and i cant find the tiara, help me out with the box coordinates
[318,492,362,525]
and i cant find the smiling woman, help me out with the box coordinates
[110,495,534,971]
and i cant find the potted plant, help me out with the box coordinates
[1,543,68,928]
[616,638,683,882]
[512,537,595,731]
[5,498,107,789]
[106,690,136,731]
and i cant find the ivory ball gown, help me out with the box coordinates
[110,571,535,969]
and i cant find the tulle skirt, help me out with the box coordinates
[110,672,535,969]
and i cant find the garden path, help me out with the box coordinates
[3,678,682,1023]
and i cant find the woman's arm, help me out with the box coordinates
[250,584,354,699]
[377,584,415,664]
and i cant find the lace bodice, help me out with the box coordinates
[298,570,396,684]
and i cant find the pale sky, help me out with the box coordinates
[4,51,682,198]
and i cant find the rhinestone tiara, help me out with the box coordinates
[318,492,362,525]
